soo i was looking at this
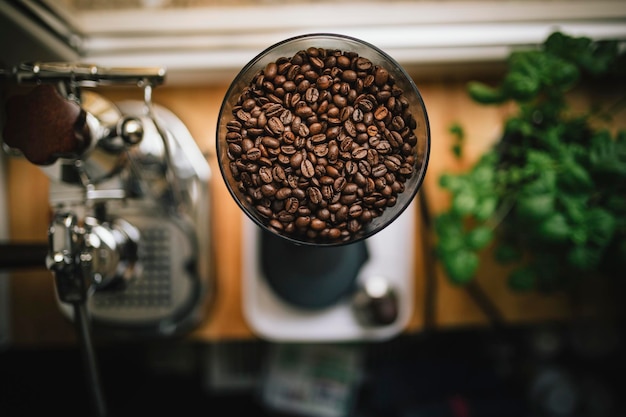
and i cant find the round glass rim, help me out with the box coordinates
[216,32,431,247]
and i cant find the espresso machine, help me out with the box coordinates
[2,61,214,416]
[2,62,213,339]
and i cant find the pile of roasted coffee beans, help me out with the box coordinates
[224,46,420,243]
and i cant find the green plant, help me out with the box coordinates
[435,31,626,292]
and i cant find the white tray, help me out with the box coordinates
[242,200,416,342]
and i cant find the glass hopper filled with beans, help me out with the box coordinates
[217,34,430,246]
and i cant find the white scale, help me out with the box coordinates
[241,200,417,342]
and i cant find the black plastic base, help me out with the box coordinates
[260,230,369,310]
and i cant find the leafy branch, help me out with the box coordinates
[435,32,626,292]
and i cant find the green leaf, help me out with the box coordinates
[549,59,580,90]
[521,169,557,195]
[568,244,601,271]
[526,150,555,170]
[537,213,571,242]
[545,32,621,76]
[544,32,591,60]
[449,123,464,138]
[560,194,587,224]
[471,161,496,185]
[467,81,506,104]
[585,208,616,248]
[503,72,540,101]
[434,213,465,254]
[449,123,465,159]
[559,159,594,191]
[474,196,498,221]
[590,130,626,177]
[438,173,466,192]
[441,249,479,285]
[451,191,478,216]
[465,226,494,250]
[570,225,588,246]
[516,194,555,222]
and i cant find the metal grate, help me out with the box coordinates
[92,227,172,309]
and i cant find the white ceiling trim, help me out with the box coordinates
[27,1,626,85]
[75,1,626,34]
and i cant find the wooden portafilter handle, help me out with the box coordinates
[2,84,91,165]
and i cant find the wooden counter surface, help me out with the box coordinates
[5,81,590,348]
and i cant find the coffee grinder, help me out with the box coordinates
[216,34,430,341]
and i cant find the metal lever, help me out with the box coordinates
[11,62,166,87]
[1,61,162,166]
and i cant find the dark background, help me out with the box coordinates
[1,320,624,417]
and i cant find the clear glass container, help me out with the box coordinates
[217,33,430,246]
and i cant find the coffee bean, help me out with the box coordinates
[266,117,284,135]
[301,159,315,178]
[307,186,323,204]
[384,155,402,172]
[355,160,369,176]
[343,182,358,194]
[259,166,273,183]
[337,55,351,69]
[256,205,273,218]
[246,147,261,161]
[261,136,280,149]
[337,160,354,177]
[372,164,388,177]
[355,57,372,71]
[285,197,299,213]
[333,177,347,192]
[295,216,311,228]
[264,62,278,80]
[399,163,414,176]
[310,218,326,231]
[292,188,306,199]
[269,219,284,231]
[342,70,357,82]
[375,140,392,154]
[349,204,363,218]
[336,205,349,222]
[374,67,389,86]
[261,184,277,197]
[328,228,342,240]
[374,106,389,121]
[317,75,333,89]
[305,87,320,103]
[313,144,328,157]
[276,187,292,200]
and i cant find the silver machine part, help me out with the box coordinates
[6,62,213,338]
